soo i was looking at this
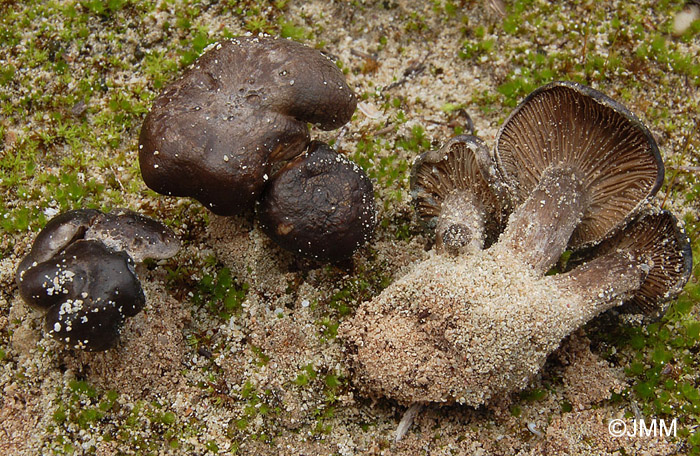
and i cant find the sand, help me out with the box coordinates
[1,0,697,454]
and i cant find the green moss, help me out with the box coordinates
[294,363,318,386]
[316,316,340,341]
[279,20,310,42]
[47,380,190,452]
[510,405,522,417]
[192,267,249,322]
[250,345,270,367]
[459,37,495,60]
[519,387,548,402]
[560,401,573,413]
[598,276,700,452]
[323,258,391,318]
[2,0,700,452]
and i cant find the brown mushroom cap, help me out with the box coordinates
[257,141,376,262]
[16,208,179,300]
[15,209,178,351]
[24,240,146,351]
[571,209,693,319]
[495,81,664,249]
[85,209,180,263]
[139,36,357,216]
[410,135,505,251]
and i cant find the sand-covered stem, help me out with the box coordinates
[340,242,644,406]
[498,167,588,274]
[434,190,487,254]
[553,249,649,305]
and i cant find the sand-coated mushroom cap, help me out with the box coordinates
[579,209,693,319]
[139,36,358,216]
[19,240,145,351]
[410,135,505,251]
[495,81,664,249]
[257,141,376,262]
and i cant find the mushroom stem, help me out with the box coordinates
[499,167,588,274]
[435,191,486,254]
[552,250,648,317]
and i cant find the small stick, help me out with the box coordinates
[373,123,395,136]
[395,402,424,442]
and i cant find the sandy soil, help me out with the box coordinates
[1,0,698,455]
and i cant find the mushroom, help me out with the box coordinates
[410,134,506,254]
[495,81,663,273]
[16,209,180,351]
[139,36,357,216]
[257,141,376,262]
[15,209,100,274]
[564,209,693,320]
[20,240,145,351]
[340,82,691,407]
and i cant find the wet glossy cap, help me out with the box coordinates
[15,209,179,351]
[139,36,357,215]
[85,208,180,262]
[16,209,100,277]
[19,240,145,351]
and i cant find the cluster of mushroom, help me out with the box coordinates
[138,36,376,263]
[340,81,692,407]
[16,209,179,351]
[14,37,373,353]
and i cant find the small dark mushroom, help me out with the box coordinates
[560,209,693,320]
[257,141,376,262]
[22,240,145,351]
[139,36,357,215]
[410,135,505,254]
[495,81,664,273]
[16,209,180,351]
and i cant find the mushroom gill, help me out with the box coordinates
[562,209,693,319]
[496,81,663,273]
[410,135,505,254]
[340,82,691,408]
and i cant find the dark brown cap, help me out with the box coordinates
[85,208,180,262]
[258,141,375,262]
[17,209,100,268]
[20,240,145,351]
[15,209,179,351]
[139,37,357,216]
[495,81,664,250]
